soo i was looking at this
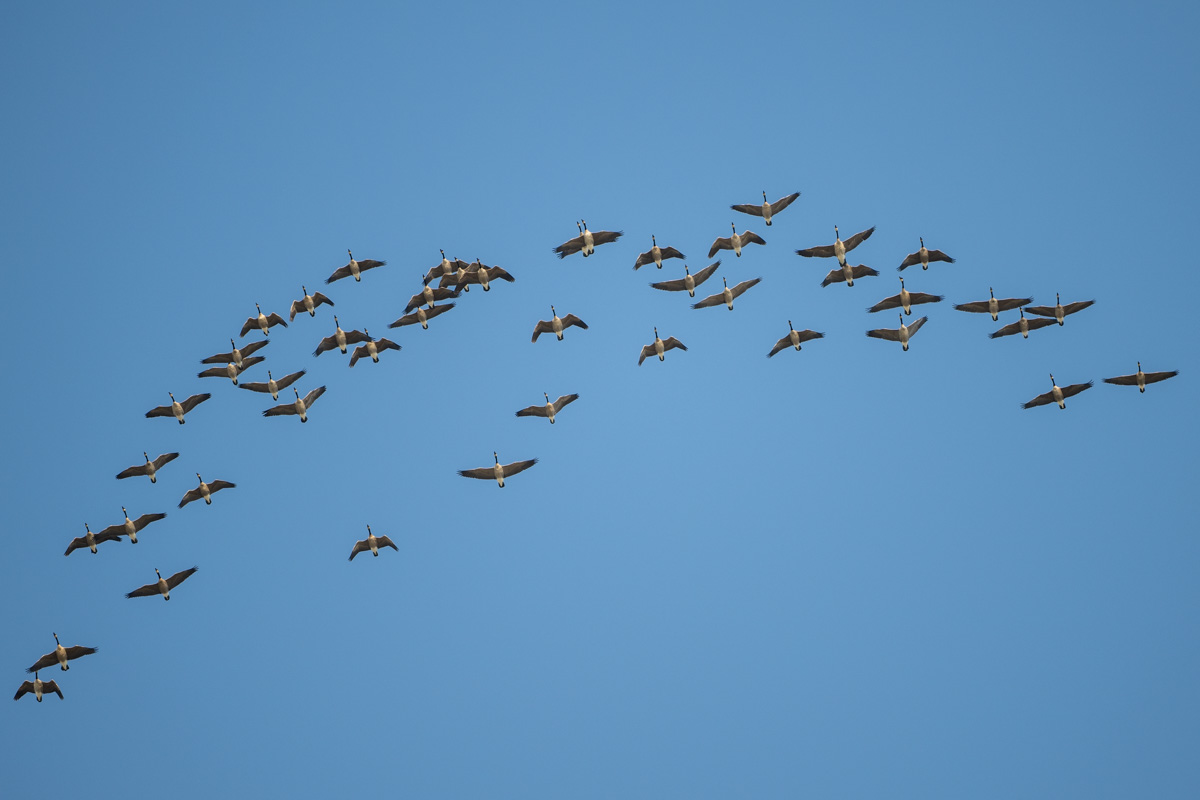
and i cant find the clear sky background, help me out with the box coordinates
[3,1,1198,796]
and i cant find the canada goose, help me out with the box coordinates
[1022,374,1093,409]
[796,225,876,267]
[731,191,801,226]
[708,223,766,258]
[178,473,236,508]
[27,633,97,672]
[389,302,456,330]
[692,276,762,310]
[516,392,580,424]
[99,507,166,544]
[348,330,400,367]
[953,288,1032,321]
[532,306,588,342]
[553,219,623,258]
[423,250,470,284]
[314,316,371,356]
[289,285,335,321]
[989,308,1057,340]
[633,236,686,270]
[145,392,211,424]
[404,280,461,314]
[866,314,928,351]
[201,338,269,368]
[14,673,63,702]
[821,263,880,288]
[638,327,688,365]
[767,322,824,357]
[1024,293,1096,326]
[897,237,956,271]
[349,525,399,561]
[64,523,124,556]
[436,256,474,291]
[649,261,720,298]
[1103,362,1179,392]
[326,249,386,284]
[116,451,179,483]
[458,451,538,487]
[125,567,197,600]
[239,369,306,400]
[867,277,944,313]
[197,356,264,385]
[263,386,327,422]
[239,303,288,337]
[450,262,516,291]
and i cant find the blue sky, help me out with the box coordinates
[3,1,1198,796]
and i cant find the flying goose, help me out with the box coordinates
[866,314,928,351]
[197,356,265,385]
[436,256,475,291]
[633,236,686,270]
[326,249,386,284]
[821,263,880,288]
[349,330,400,367]
[201,338,269,368]
[423,250,470,284]
[349,525,398,561]
[289,285,335,321]
[731,191,801,226]
[708,223,766,258]
[796,225,876,267]
[649,261,720,298]
[240,303,289,337]
[449,262,516,291]
[263,386,327,422]
[178,473,236,508]
[532,306,588,342]
[638,327,688,365]
[314,316,371,356]
[64,523,124,556]
[27,633,97,672]
[126,567,198,600]
[953,288,1032,321]
[1022,374,1093,409]
[99,507,166,544]
[404,280,461,313]
[389,302,456,330]
[14,673,63,702]
[553,219,623,258]
[692,276,762,310]
[516,392,580,424]
[1024,293,1096,326]
[767,322,824,357]
[458,451,538,488]
[116,451,179,483]
[989,308,1057,339]
[1103,362,1179,392]
[867,277,944,313]
[897,238,956,271]
[239,369,306,400]
[145,392,211,424]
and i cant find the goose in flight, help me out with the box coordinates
[708,223,766,258]
[989,308,1057,340]
[197,356,264,385]
[326,249,386,284]
[349,525,399,561]
[897,238,955,271]
[448,262,516,291]
[767,322,824,357]
[27,633,97,672]
[145,392,211,424]
[14,673,63,702]
[649,261,720,297]
[389,302,456,330]
[201,338,269,368]
[731,191,800,226]
[516,392,580,424]
[1103,362,1179,392]
[867,277,943,314]
[692,276,762,310]
[1023,293,1095,326]
[435,257,476,291]
[126,567,197,601]
[116,451,179,483]
[99,507,166,544]
[263,386,327,422]
[289,285,335,321]
[532,306,588,342]
[866,314,928,351]
[1022,374,1093,409]
[554,219,623,258]
[404,280,461,313]
[638,327,688,365]
[314,316,371,356]
[796,225,876,267]
[239,369,306,400]
[240,303,288,337]
[458,451,538,488]
[423,250,470,284]
[349,330,400,367]
[821,263,880,288]
[179,473,236,508]
[64,523,124,556]
[633,236,686,270]
[954,288,1032,321]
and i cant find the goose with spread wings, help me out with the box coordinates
[731,191,800,226]
[202,338,269,368]
[796,225,875,267]
[179,473,236,508]
[126,567,198,601]
[14,673,63,702]
[239,369,306,400]
[516,392,580,424]
[349,525,399,560]
[692,276,762,310]
[289,285,334,320]
[821,262,880,288]
[240,303,289,337]
[554,220,623,258]
[639,327,688,365]
[448,262,516,291]
[1104,362,1179,393]
[27,633,97,672]
[116,451,179,483]
[989,308,1057,340]
[404,280,461,313]
[649,261,720,297]
[898,237,955,271]
[314,316,371,356]
[1022,374,1093,409]
[99,506,166,544]
[532,306,588,342]
[953,288,1032,321]
[145,392,211,424]
[768,322,824,357]
[458,452,538,488]
[866,314,928,351]
[424,250,470,284]
[263,386,327,422]
[389,302,456,330]
[197,356,264,385]
[64,524,124,556]
[633,236,686,270]
[326,249,386,284]
[867,277,943,314]
[349,330,400,367]
[708,223,766,258]
[1023,293,1095,326]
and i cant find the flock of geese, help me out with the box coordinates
[18,191,1180,704]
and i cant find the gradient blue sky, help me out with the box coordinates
[3,1,1198,797]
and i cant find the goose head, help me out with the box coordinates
[53,633,60,645]
[919,237,925,248]
[347,248,354,260]
[730,222,737,233]
[788,320,794,331]
[302,285,308,296]
[1049,373,1056,386]
[1019,308,1025,318]
[121,506,128,517]
[493,451,500,464]
[898,313,905,325]
[267,370,274,380]
[899,277,906,288]
[1056,292,1062,305]
[1137,361,1143,372]
[439,249,446,260]
[575,221,582,233]
[834,225,840,239]
[154,568,162,580]
[333,315,341,329]
[366,524,373,536]
[255,303,262,315]
[550,305,557,317]
[142,451,149,461]
[581,219,589,231]
[653,326,659,339]
[544,392,550,403]
[84,523,91,534]
[229,338,237,349]
[722,276,728,288]
[363,328,371,340]
[293,388,301,399]
[988,287,995,299]
[651,235,657,246]
[196,473,203,482]
[168,392,176,402]
[762,190,768,202]
[684,265,691,275]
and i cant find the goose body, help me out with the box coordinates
[64,523,123,556]
[731,191,800,226]
[692,276,761,310]
[866,314,928,351]
[239,369,306,400]
[1024,293,1095,326]
[126,567,197,601]
[349,330,401,367]
[314,316,370,356]
[867,277,944,313]
[638,327,688,365]
[99,506,166,544]
[116,451,179,483]
[897,237,955,271]
[349,525,399,560]
[990,308,1056,340]
[145,392,211,424]
[634,236,686,270]
[326,249,386,284]
[405,281,461,313]
[197,356,264,385]
[290,285,334,321]
[554,219,623,259]
[708,223,766,258]
[1104,362,1179,393]
[27,633,97,672]
[1022,374,1093,409]
[14,672,63,702]
[240,303,288,337]
[179,473,236,508]
[390,302,456,331]
[954,288,1032,321]
[768,321,824,357]
[424,250,468,284]
[516,392,580,424]
[796,225,876,268]
[532,306,588,342]
[458,451,538,488]
[201,338,268,369]
[649,261,720,297]
[263,386,327,422]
